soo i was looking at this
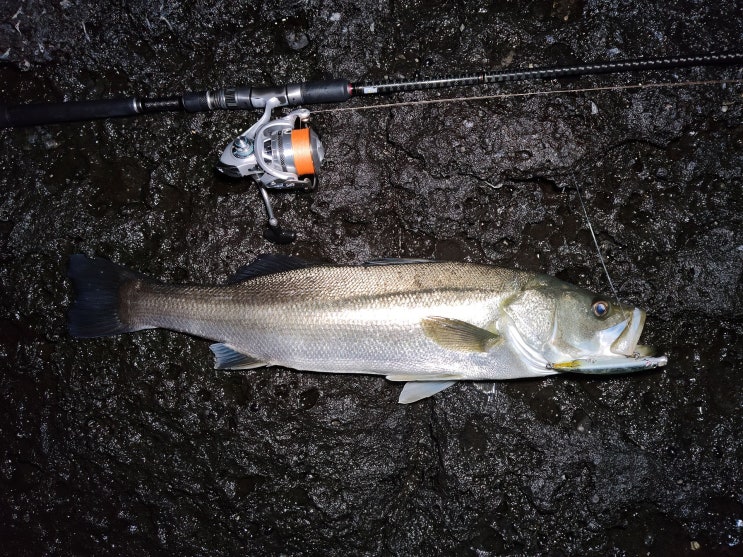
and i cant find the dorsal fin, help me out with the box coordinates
[228,254,309,283]
[363,258,436,266]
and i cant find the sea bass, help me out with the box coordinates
[67,254,667,403]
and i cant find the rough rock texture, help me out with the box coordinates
[1,1,742,555]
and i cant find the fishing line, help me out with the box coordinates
[573,181,626,319]
[319,77,743,314]
[313,78,742,114]
[317,76,740,317]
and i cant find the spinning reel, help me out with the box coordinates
[216,97,325,244]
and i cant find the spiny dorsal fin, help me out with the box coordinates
[228,254,309,283]
[421,317,502,352]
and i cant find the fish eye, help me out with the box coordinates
[592,300,611,319]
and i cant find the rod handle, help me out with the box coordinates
[0,97,143,128]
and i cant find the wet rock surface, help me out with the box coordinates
[1,1,742,555]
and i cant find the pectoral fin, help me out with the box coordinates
[210,343,267,370]
[398,381,456,404]
[421,317,502,352]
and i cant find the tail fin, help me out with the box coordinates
[67,254,151,338]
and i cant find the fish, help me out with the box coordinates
[67,254,668,403]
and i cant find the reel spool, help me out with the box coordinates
[217,97,325,243]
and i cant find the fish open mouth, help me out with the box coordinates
[549,307,667,374]
[610,307,647,356]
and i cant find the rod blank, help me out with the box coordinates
[351,52,743,94]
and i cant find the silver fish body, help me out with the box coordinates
[68,254,667,403]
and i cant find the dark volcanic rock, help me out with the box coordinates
[1,1,742,555]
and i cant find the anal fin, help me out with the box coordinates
[210,343,267,370]
[399,381,456,404]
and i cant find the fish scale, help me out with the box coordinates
[126,263,520,374]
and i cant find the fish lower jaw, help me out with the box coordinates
[609,307,646,356]
[632,344,655,357]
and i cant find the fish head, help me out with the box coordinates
[550,288,646,357]
[502,276,657,373]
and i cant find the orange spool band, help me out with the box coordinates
[291,128,315,176]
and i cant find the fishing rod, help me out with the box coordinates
[2,52,742,242]
[2,52,741,127]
